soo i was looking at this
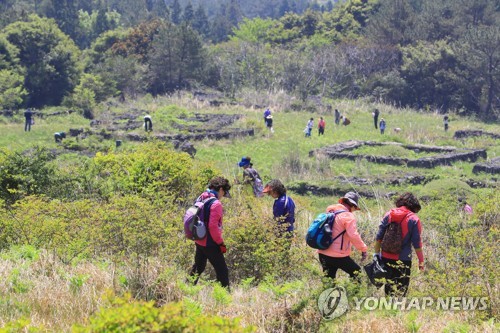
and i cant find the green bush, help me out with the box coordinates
[72,295,254,333]
[0,147,59,205]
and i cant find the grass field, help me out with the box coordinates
[0,95,498,332]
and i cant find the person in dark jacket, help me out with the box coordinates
[334,109,341,125]
[24,109,33,132]
[144,115,153,131]
[379,118,386,134]
[54,132,66,143]
[263,179,296,236]
[373,108,380,129]
[189,176,231,288]
[264,108,271,122]
[375,192,424,296]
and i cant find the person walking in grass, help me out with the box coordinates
[334,109,341,125]
[373,108,380,129]
[318,117,326,136]
[375,192,424,297]
[318,192,367,283]
[263,179,296,237]
[443,115,449,132]
[264,108,271,123]
[189,176,232,289]
[379,118,386,134]
[265,114,274,133]
[24,108,33,132]
[305,118,313,137]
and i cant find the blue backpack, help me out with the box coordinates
[306,210,347,249]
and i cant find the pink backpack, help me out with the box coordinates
[183,197,216,240]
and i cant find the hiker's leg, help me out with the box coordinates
[393,260,411,297]
[189,244,208,284]
[382,258,398,296]
[205,246,230,288]
[336,256,362,282]
[319,254,339,280]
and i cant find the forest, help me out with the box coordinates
[0,0,498,120]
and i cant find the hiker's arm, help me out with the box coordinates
[208,202,224,245]
[410,217,424,266]
[345,217,367,253]
[374,214,389,252]
[284,199,295,224]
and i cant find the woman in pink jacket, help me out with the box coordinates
[189,176,231,288]
[318,192,368,282]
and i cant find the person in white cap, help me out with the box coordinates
[317,191,367,283]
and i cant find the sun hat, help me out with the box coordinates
[238,157,251,167]
[339,191,360,209]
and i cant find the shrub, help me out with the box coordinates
[72,294,254,333]
[0,147,59,205]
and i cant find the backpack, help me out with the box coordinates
[380,213,409,254]
[183,197,216,240]
[306,210,346,250]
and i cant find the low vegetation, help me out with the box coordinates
[0,93,498,332]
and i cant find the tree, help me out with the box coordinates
[170,0,182,24]
[365,0,419,46]
[147,23,206,94]
[192,4,209,37]
[40,0,80,42]
[183,2,194,24]
[455,26,500,118]
[2,15,81,107]
[0,69,27,109]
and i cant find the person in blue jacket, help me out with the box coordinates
[263,179,295,237]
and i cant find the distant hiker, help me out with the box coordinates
[189,176,231,288]
[373,108,380,129]
[24,108,33,132]
[375,192,424,297]
[238,156,264,197]
[305,118,313,137]
[342,116,351,126]
[263,179,296,237]
[265,114,274,133]
[264,108,271,122]
[318,117,326,136]
[318,192,367,283]
[54,132,66,143]
[458,197,473,215]
[144,115,153,131]
[443,115,449,132]
[334,109,340,125]
[379,118,386,134]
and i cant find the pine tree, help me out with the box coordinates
[183,1,194,24]
[170,0,181,24]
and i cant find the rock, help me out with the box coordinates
[179,141,196,157]
[454,130,500,140]
[473,157,500,175]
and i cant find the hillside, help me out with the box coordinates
[0,93,498,332]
